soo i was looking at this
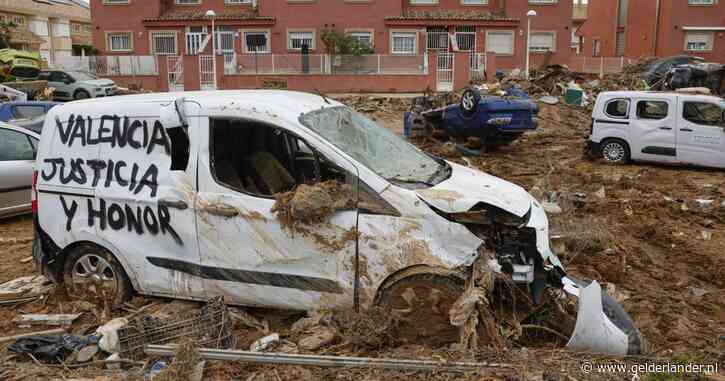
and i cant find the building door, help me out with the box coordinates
[437,53,454,92]
[199,55,215,90]
[167,55,184,92]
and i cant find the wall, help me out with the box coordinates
[259,0,403,55]
[90,0,162,55]
[578,0,619,57]
[657,0,725,62]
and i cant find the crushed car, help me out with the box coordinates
[32,90,643,355]
[664,62,725,95]
[405,89,539,152]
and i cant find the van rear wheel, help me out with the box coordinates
[63,244,132,308]
[601,139,630,164]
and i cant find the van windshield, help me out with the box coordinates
[299,106,449,186]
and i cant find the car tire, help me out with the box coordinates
[600,139,630,164]
[74,89,91,100]
[460,89,480,117]
[375,270,465,346]
[63,243,133,307]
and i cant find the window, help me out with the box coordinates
[636,101,668,120]
[186,26,207,54]
[455,26,475,52]
[530,31,556,52]
[684,31,713,51]
[0,129,35,161]
[462,0,488,4]
[349,31,373,49]
[486,31,514,55]
[12,15,25,26]
[103,0,130,3]
[175,0,201,4]
[244,31,270,53]
[11,105,46,120]
[151,32,177,55]
[225,0,252,3]
[604,99,630,119]
[410,0,438,4]
[592,39,601,56]
[688,0,714,4]
[529,0,556,3]
[288,31,314,50]
[683,102,724,127]
[107,32,132,52]
[391,32,417,54]
[72,24,82,33]
[209,119,348,197]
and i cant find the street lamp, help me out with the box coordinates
[525,10,537,79]
[205,9,217,89]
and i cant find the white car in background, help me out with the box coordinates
[39,70,118,101]
[587,91,725,168]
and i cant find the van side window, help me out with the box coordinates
[209,118,346,197]
[167,127,190,171]
[636,101,668,120]
[604,99,630,119]
[683,102,723,127]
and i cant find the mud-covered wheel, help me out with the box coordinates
[375,271,465,346]
[600,139,630,164]
[460,89,481,117]
[74,89,91,100]
[63,244,132,308]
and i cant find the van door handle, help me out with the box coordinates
[204,203,239,217]
[659,127,672,130]
[159,199,188,210]
[680,128,693,132]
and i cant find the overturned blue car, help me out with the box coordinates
[405,89,539,150]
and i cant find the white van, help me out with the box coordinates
[587,91,725,168]
[32,90,643,355]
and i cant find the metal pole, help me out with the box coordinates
[525,17,531,78]
[211,17,217,89]
[145,345,514,374]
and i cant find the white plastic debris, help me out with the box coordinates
[541,201,563,214]
[249,333,279,352]
[96,317,128,353]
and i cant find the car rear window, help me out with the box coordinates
[636,101,668,120]
[11,105,45,120]
[604,99,630,119]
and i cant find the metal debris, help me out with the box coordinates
[118,297,235,360]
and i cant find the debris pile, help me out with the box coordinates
[272,180,356,231]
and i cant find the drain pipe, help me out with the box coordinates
[653,0,661,57]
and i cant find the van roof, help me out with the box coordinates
[598,90,724,102]
[61,90,340,119]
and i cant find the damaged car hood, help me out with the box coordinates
[415,162,532,217]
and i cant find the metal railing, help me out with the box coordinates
[52,56,159,76]
[470,53,486,82]
[227,54,427,75]
[568,56,637,76]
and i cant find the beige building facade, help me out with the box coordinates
[0,0,91,63]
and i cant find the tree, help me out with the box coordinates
[320,29,373,56]
[0,21,17,49]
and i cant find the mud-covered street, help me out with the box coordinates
[1,97,724,381]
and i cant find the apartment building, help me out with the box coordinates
[90,0,577,70]
[0,0,92,63]
[579,0,725,62]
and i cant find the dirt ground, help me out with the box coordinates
[1,97,724,380]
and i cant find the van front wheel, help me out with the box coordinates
[601,139,630,164]
[63,244,132,308]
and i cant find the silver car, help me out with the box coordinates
[0,122,39,218]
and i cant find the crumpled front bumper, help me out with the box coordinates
[563,277,646,355]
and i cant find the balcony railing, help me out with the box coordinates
[573,4,588,21]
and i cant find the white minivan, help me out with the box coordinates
[587,91,725,168]
[32,91,643,355]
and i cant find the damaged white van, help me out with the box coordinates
[32,91,644,355]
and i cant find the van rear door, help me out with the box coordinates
[629,95,678,163]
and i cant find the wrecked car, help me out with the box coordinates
[587,91,725,168]
[33,90,643,355]
[664,62,725,96]
[405,89,538,149]
[643,55,705,88]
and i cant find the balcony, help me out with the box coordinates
[573,4,587,21]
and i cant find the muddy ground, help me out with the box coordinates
[1,98,724,380]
